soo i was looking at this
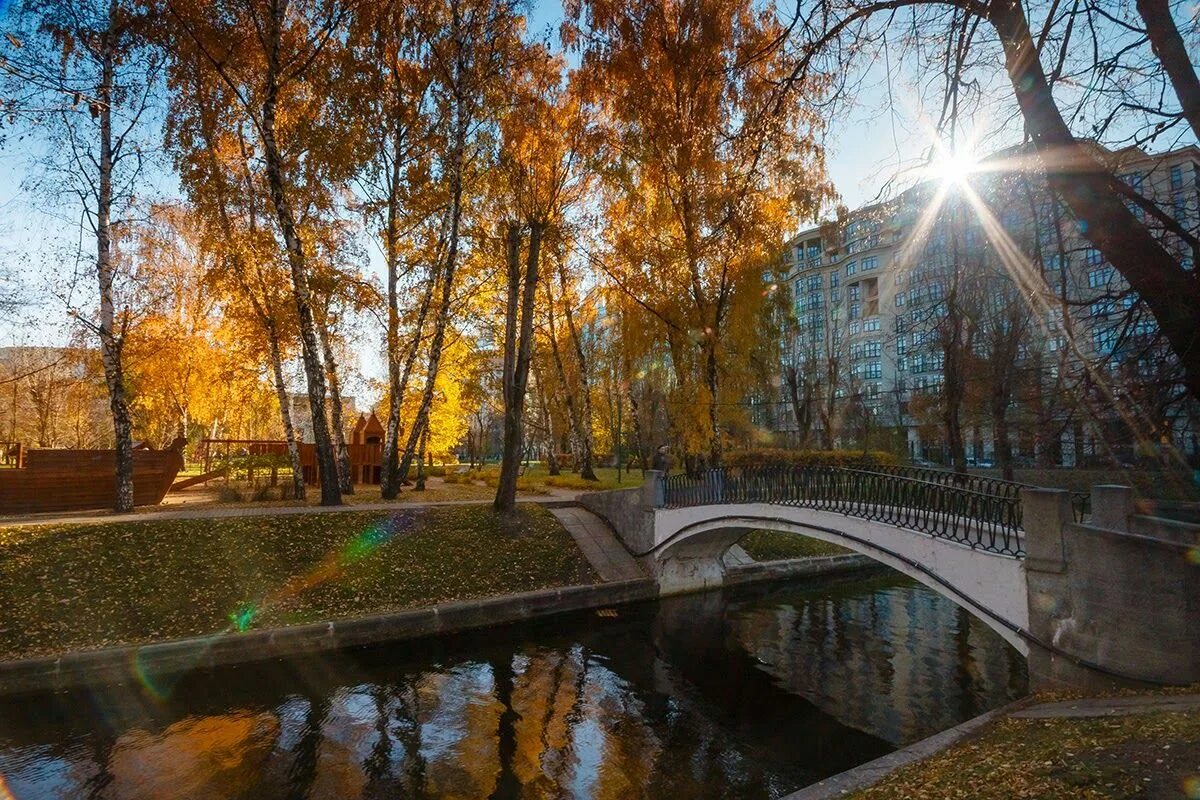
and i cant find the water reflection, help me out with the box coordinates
[0,575,1025,799]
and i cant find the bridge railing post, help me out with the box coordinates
[1022,488,1072,574]
[1089,484,1134,532]
[643,469,664,509]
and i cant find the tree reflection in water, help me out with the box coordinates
[0,575,1025,799]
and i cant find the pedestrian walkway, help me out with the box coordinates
[549,506,646,582]
[1011,694,1200,719]
[0,488,583,529]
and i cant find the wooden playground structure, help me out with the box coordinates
[0,413,390,514]
[198,413,387,487]
[0,439,186,515]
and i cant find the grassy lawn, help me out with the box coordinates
[852,709,1200,799]
[447,464,641,492]
[738,529,851,561]
[0,505,596,661]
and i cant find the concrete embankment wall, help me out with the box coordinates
[0,548,878,696]
[579,486,655,553]
[1025,486,1200,689]
[0,579,657,696]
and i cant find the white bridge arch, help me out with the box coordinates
[649,503,1029,654]
[581,466,1200,689]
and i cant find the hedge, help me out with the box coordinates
[722,448,899,467]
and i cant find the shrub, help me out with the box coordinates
[723,449,898,468]
[544,474,604,490]
[217,486,244,503]
[442,470,480,485]
[251,485,280,502]
[514,476,543,493]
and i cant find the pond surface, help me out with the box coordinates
[0,574,1026,799]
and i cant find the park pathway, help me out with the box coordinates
[549,506,646,582]
[0,488,583,529]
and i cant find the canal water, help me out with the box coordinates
[0,574,1026,799]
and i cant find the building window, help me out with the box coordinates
[1085,248,1103,266]
[848,284,861,301]
[1093,327,1117,355]
[863,318,881,332]
[865,361,882,379]
[1046,253,1064,271]
[1171,165,1184,191]
[849,321,860,335]
[1088,267,1114,288]
[830,272,840,289]
[807,275,821,291]
[896,293,906,307]
[849,302,861,319]
[1121,171,1144,192]
[846,261,857,276]
[861,256,878,271]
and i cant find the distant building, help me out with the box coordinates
[767,143,1200,466]
[287,392,359,442]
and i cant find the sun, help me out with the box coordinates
[928,148,978,186]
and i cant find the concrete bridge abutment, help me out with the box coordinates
[1023,485,1200,691]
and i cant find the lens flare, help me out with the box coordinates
[131,511,416,701]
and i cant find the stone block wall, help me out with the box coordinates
[1025,485,1200,689]
[578,484,656,554]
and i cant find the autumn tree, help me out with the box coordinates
[165,0,360,505]
[1,0,163,510]
[396,0,526,491]
[492,50,592,511]
[541,246,600,480]
[569,0,832,468]
[165,56,314,499]
[341,0,436,498]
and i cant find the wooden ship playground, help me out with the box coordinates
[0,413,388,515]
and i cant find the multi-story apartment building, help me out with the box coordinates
[767,143,1200,467]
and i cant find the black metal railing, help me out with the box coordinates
[842,463,1090,524]
[660,465,1026,556]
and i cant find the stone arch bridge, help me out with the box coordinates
[579,465,1199,690]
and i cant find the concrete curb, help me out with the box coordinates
[782,697,1033,799]
[1012,693,1200,718]
[0,578,656,696]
